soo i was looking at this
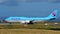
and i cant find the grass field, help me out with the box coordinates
[0,29,60,34]
[0,22,60,34]
[0,22,60,29]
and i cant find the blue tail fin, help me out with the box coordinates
[48,9,58,18]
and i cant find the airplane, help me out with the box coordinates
[5,9,58,24]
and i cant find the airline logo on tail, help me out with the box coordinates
[52,11,55,16]
[48,9,58,18]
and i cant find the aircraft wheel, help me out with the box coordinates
[28,21,33,24]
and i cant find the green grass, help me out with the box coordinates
[0,22,60,34]
[0,22,60,30]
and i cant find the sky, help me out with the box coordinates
[0,0,60,21]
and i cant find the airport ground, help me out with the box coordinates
[0,29,60,34]
[0,22,60,34]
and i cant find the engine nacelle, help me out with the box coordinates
[20,20,30,24]
[21,20,34,24]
